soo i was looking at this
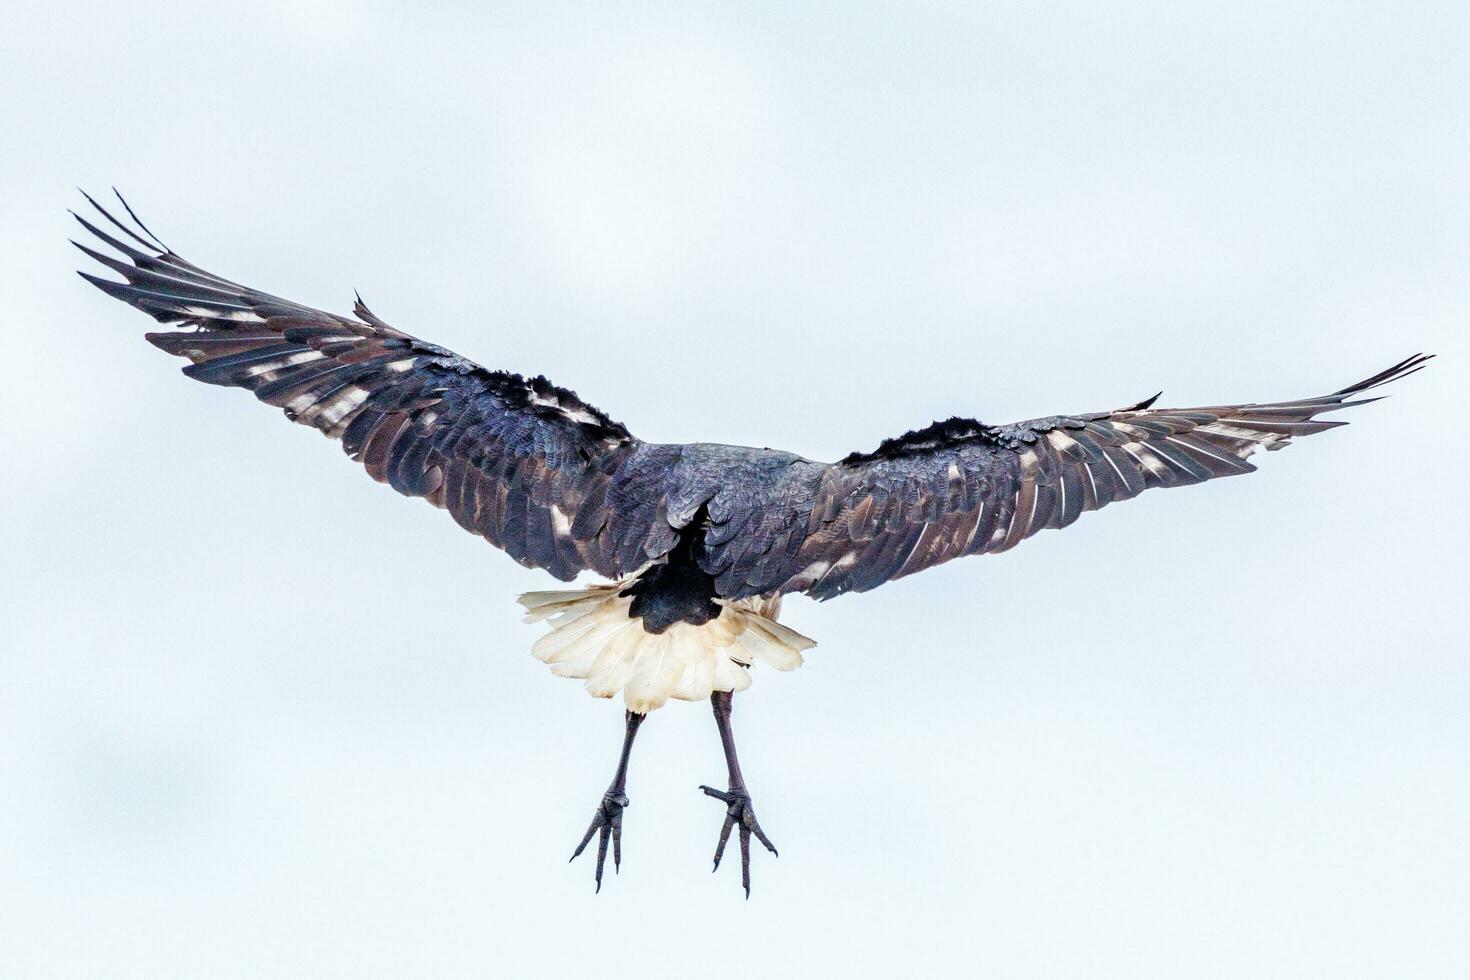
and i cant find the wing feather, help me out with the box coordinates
[707,355,1430,599]
[78,194,1430,601]
[76,193,641,581]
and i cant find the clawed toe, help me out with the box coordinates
[699,785,777,897]
[570,791,629,892]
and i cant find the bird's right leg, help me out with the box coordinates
[570,709,646,892]
[699,690,778,897]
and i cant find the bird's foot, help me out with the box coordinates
[569,789,629,893]
[699,784,778,898]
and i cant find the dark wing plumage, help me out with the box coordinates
[74,192,639,581]
[77,193,1429,601]
[696,355,1431,600]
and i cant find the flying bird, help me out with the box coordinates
[74,191,1430,896]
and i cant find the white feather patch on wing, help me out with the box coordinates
[515,580,815,713]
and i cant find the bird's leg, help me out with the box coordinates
[699,690,778,897]
[570,709,646,892]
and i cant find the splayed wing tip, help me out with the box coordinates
[1332,353,1433,397]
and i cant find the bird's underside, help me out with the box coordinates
[75,191,1429,895]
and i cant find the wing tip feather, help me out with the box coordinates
[1332,353,1434,397]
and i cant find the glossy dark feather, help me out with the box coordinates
[77,193,1431,601]
[76,193,639,582]
[753,354,1431,599]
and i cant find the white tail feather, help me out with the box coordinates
[516,580,815,713]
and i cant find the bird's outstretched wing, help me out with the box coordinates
[77,193,1429,602]
[74,191,640,581]
[697,355,1430,600]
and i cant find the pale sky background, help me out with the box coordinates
[2,3,1467,978]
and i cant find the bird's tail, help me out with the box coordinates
[517,581,815,713]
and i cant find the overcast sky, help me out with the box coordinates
[2,2,1467,978]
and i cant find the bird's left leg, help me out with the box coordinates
[570,709,646,892]
[699,690,778,897]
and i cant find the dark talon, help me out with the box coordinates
[570,819,599,862]
[702,693,778,896]
[570,791,628,892]
[594,813,611,892]
[752,822,778,858]
[612,811,623,873]
[713,810,736,871]
[739,824,751,898]
[702,788,776,898]
[569,711,645,892]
